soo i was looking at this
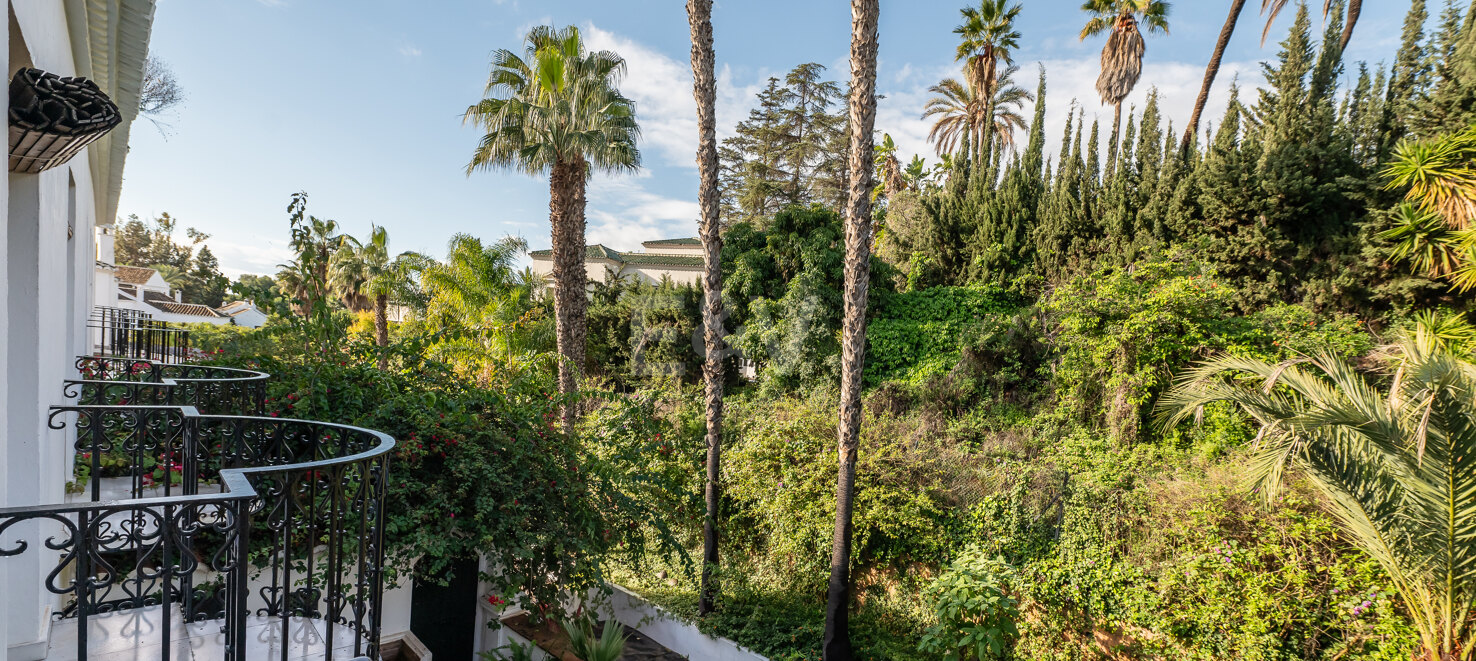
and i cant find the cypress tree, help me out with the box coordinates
[1135,91,1165,209]
[1033,108,1089,274]
[1054,102,1076,190]
[1414,1,1476,135]
[1387,0,1431,139]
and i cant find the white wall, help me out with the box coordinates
[4,2,106,658]
[483,585,770,661]
[530,258,703,288]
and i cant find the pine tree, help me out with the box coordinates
[720,78,791,224]
[719,64,850,225]
[780,63,848,208]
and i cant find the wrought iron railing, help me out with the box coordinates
[0,349,394,660]
[89,307,191,363]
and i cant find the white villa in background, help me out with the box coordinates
[93,221,267,327]
[530,237,704,288]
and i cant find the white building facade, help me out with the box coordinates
[93,221,267,328]
[1,1,155,659]
[529,237,705,288]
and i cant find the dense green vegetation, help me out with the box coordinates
[194,2,1476,659]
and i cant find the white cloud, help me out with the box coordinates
[583,23,767,170]
[211,238,292,280]
[585,175,701,250]
[399,45,422,57]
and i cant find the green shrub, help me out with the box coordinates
[864,285,1024,386]
[918,547,1021,660]
[223,347,686,614]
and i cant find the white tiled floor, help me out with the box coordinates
[44,608,369,660]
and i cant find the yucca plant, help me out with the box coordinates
[1158,316,1476,660]
[1386,126,1476,230]
[562,615,627,661]
[1381,125,1476,291]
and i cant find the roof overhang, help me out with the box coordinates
[64,0,156,225]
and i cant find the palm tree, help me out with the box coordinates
[328,238,373,314]
[1158,316,1476,661]
[330,226,428,370]
[1079,0,1170,177]
[149,264,187,294]
[686,0,726,618]
[465,25,641,430]
[1380,125,1476,290]
[953,0,1022,158]
[279,193,346,320]
[923,65,1033,160]
[825,0,878,658]
[1260,0,1360,51]
[1182,0,1248,152]
[421,234,551,366]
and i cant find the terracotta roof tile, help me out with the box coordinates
[115,265,157,285]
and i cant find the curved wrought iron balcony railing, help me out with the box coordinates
[0,354,395,661]
[88,307,192,363]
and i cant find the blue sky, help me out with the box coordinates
[116,0,1419,278]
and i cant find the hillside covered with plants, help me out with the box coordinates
[192,1,1476,659]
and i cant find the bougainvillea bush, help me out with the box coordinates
[222,334,688,614]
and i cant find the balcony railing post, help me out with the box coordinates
[161,501,174,661]
[75,508,90,661]
[231,497,251,661]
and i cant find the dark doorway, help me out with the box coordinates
[410,555,479,660]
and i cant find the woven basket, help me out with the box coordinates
[8,125,108,174]
[7,68,121,174]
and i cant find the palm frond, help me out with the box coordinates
[1158,331,1476,660]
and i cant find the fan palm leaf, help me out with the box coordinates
[922,65,1034,159]
[1158,323,1476,660]
[953,0,1022,102]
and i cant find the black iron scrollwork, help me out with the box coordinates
[1,335,392,661]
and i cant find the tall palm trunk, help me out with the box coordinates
[549,156,589,431]
[1341,0,1360,51]
[374,293,389,371]
[687,0,725,618]
[824,0,878,658]
[1183,0,1247,152]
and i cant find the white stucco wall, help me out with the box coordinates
[227,307,268,328]
[3,3,112,659]
[530,258,703,288]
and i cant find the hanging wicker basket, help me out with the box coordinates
[7,68,121,174]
